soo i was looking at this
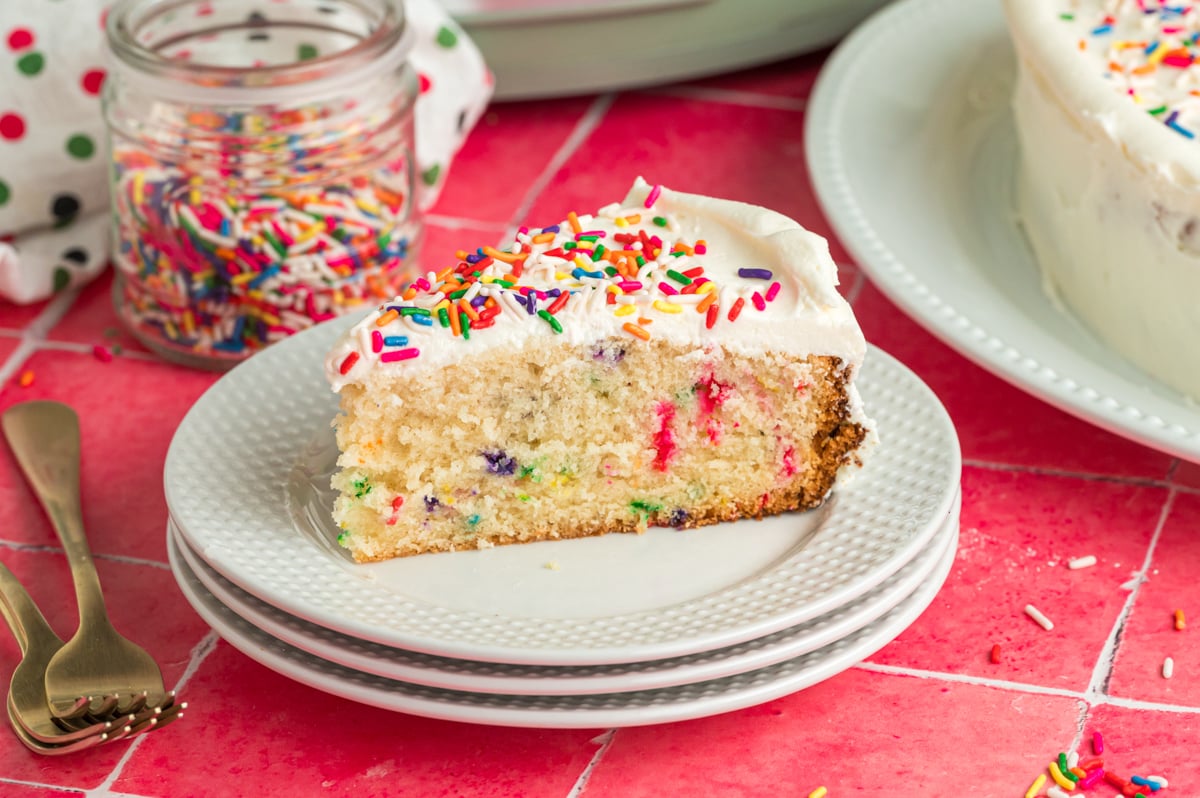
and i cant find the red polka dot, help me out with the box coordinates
[0,113,25,141]
[81,69,107,96]
[100,9,109,30]
[418,72,433,94]
[6,28,34,51]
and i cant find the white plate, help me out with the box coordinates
[167,522,958,728]
[169,489,958,695]
[806,0,1200,462]
[165,314,960,665]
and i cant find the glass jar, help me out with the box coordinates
[103,0,422,369]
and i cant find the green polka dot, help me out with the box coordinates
[66,134,95,160]
[297,43,319,61]
[421,163,441,186]
[17,52,44,76]
[0,181,9,207]
[52,267,70,293]
[435,26,457,48]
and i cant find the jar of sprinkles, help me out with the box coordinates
[103,0,422,369]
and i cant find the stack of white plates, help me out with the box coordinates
[164,317,962,728]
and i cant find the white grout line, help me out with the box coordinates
[504,93,617,237]
[564,729,618,798]
[0,336,37,387]
[88,630,221,797]
[961,457,1179,489]
[640,84,809,112]
[857,660,1200,714]
[27,285,84,340]
[1083,488,1177,701]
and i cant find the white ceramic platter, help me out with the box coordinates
[806,0,1200,462]
[167,522,958,728]
[165,315,960,665]
[170,489,958,695]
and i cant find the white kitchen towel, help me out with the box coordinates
[0,0,490,305]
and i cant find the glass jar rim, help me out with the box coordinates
[105,0,414,105]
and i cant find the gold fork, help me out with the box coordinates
[2,401,170,720]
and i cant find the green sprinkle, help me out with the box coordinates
[376,232,392,249]
[594,243,606,258]
[1059,12,1074,20]
[435,25,458,48]
[52,267,71,293]
[577,234,599,243]
[297,43,319,61]
[352,477,371,498]
[537,309,563,333]
[563,241,578,250]
[630,499,663,514]
[467,514,481,526]
[421,163,441,186]
[635,255,646,267]
[604,266,618,277]
[1149,105,1169,116]
[337,531,350,545]
[666,269,692,285]
[460,312,471,340]
[399,307,431,316]
[1058,754,1070,778]
[670,250,686,258]
[438,307,450,327]
[493,279,515,289]
[518,494,531,502]
[449,289,468,300]
[653,216,668,227]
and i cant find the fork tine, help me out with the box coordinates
[50,694,94,721]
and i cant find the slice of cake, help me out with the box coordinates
[325,179,872,561]
[1005,0,1200,398]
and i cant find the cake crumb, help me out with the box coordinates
[544,560,560,571]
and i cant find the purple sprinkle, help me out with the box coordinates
[669,508,689,527]
[738,268,773,280]
[542,224,560,234]
[526,295,538,315]
[465,253,481,264]
[590,341,626,364]
[481,449,517,476]
[547,288,562,298]
[470,295,487,307]
[512,294,528,308]
[423,496,440,512]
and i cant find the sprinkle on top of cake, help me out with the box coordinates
[1064,0,1200,139]
[326,178,858,390]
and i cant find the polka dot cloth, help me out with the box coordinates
[0,0,491,306]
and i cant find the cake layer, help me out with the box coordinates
[333,338,866,561]
[326,179,872,561]
[1005,0,1200,398]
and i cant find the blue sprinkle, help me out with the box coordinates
[410,314,434,326]
[383,335,408,346]
[571,267,604,279]
[1092,23,1113,35]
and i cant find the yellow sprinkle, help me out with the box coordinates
[614,217,627,228]
[1024,774,1047,798]
[554,271,570,281]
[808,789,828,798]
[259,312,281,326]
[230,272,257,286]
[1048,761,1075,790]
[574,255,590,270]
[133,172,145,206]
[697,281,716,294]
[182,310,196,336]
[653,299,683,314]
[614,304,637,317]
[433,298,451,312]
[607,283,624,295]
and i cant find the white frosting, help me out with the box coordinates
[324,178,866,392]
[1005,0,1200,398]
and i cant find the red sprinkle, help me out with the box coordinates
[338,352,360,375]
[989,644,1001,664]
[92,345,113,363]
[380,347,419,363]
[682,266,704,278]
[728,297,746,321]
[705,303,719,329]
[1093,731,1105,755]
[752,291,766,311]
[765,281,781,302]
[1105,771,1126,789]
[371,329,383,353]
[547,292,570,315]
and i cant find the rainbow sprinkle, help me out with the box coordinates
[1070,1,1200,139]
[339,185,787,375]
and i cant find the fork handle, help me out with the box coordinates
[0,561,65,657]
[2,402,111,630]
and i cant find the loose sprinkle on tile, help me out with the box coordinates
[16,369,33,388]
[989,643,1002,664]
[807,788,827,798]
[1174,608,1186,630]
[1025,603,1054,631]
[1024,773,1047,798]
[1068,554,1097,570]
[1162,656,1174,679]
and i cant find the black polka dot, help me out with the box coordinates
[317,5,337,13]
[246,12,269,41]
[61,247,88,266]
[457,109,467,133]
[249,32,270,41]
[51,194,81,223]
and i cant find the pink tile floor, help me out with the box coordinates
[0,46,1197,798]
